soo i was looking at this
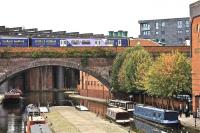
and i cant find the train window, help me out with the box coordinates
[2,40,13,45]
[82,40,91,45]
[71,40,80,45]
[14,40,24,45]
[35,39,45,45]
[46,39,57,45]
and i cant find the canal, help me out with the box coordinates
[0,92,199,133]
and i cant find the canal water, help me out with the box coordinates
[0,92,199,133]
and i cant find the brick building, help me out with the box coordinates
[138,17,190,45]
[190,0,200,112]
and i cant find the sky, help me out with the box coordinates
[0,0,198,37]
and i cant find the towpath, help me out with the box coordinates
[46,106,134,133]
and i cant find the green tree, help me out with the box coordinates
[111,45,152,93]
[145,51,191,98]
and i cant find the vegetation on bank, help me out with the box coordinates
[0,47,116,58]
[111,45,191,100]
[111,45,152,93]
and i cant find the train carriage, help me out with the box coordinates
[0,37,29,47]
[66,38,108,47]
[31,38,66,47]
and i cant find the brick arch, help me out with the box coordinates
[0,58,111,89]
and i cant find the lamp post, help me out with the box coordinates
[129,95,133,101]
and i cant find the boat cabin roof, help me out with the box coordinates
[28,116,45,122]
[107,107,128,113]
[136,104,177,113]
[30,124,52,133]
[109,99,134,104]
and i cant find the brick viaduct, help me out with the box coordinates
[0,46,190,90]
[0,58,113,89]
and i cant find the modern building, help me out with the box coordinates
[138,17,190,45]
[190,0,200,113]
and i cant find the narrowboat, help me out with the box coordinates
[108,99,135,112]
[106,107,132,124]
[3,89,22,103]
[134,104,179,125]
[30,124,52,133]
[24,104,52,133]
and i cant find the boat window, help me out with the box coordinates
[116,112,129,120]
[158,113,161,117]
[153,112,156,117]
[164,112,178,121]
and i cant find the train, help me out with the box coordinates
[0,36,129,47]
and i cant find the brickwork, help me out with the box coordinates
[192,15,200,112]
[78,71,111,99]
[0,58,112,89]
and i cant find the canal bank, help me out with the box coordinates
[46,106,134,133]
[179,115,200,132]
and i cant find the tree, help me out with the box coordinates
[111,48,132,91]
[145,51,191,98]
[111,45,152,93]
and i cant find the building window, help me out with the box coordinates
[155,39,159,42]
[161,38,165,42]
[161,31,165,35]
[186,20,190,28]
[178,38,183,42]
[142,23,150,30]
[178,30,183,34]
[155,31,159,35]
[143,31,150,36]
[177,21,183,28]
[186,29,190,33]
[161,22,165,27]
[155,22,159,29]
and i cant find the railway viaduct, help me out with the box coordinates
[0,46,190,90]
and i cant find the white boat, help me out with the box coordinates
[75,105,89,111]
[106,107,132,124]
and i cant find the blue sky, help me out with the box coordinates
[0,0,197,37]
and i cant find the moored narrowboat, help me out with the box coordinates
[108,99,135,112]
[134,104,179,125]
[106,107,132,124]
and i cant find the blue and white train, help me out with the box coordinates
[0,37,129,47]
[134,104,179,125]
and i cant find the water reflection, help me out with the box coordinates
[0,103,24,133]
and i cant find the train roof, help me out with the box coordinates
[0,36,28,39]
[136,104,177,113]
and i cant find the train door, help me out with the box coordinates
[60,40,67,47]
[118,39,122,46]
